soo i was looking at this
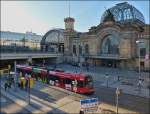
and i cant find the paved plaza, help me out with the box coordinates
[1,1,150,114]
[0,64,149,113]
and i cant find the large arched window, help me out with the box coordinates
[41,29,64,52]
[85,44,89,55]
[73,45,76,55]
[79,45,82,55]
[101,35,119,54]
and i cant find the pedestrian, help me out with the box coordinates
[11,77,15,87]
[137,80,142,93]
[8,81,11,89]
[86,63,89,71]
[20,80,23,89]
[25,79,28,91]
[18,82,20,88]
[4,82,8,91]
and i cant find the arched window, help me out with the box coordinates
[85,44,89,55]
[73,45,76,55]
[101,35,119,55]
[79,45,82,55]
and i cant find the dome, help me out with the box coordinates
[41,28,64,45]
[101,2,145,24]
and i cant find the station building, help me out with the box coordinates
[0,31,42,50]
[41,2,150,70]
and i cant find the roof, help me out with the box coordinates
[41,28,64,44]
[101,2,145,24]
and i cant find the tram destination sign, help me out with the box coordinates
[80,98,98,112]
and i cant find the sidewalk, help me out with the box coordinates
[1,80,138,114]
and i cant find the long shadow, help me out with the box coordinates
[31,81,68,102]
[46,108,68,114]
[1,75,71,114]
[1,88,69,114]
[0,94,30,114]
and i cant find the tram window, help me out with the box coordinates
[85,76,93,88]
[49,75,60,82]
[77,81,84,88]
[60,79,65,84]
[65,78,72,84]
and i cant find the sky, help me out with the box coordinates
[1,0,149,35]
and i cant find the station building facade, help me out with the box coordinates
[41,2,150,70]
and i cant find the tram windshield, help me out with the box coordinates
[85,75,93,88]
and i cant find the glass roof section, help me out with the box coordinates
[101,2,145,24]
[41,29,64,44]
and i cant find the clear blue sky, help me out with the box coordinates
[2,1,149,35]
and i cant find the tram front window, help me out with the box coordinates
[85,76,93,88]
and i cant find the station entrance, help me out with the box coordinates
[101,59,120,68]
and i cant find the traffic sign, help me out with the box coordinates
[80,98,98,112]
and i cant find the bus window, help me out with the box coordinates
[49,75,59,81]
[77,81,84,88]
[64,78,72,90]
[65,78,72,85]
[49,75,60,86]
[85,76,93,88]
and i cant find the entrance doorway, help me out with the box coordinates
[101,59,120,68]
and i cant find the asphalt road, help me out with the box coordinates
[91,86,150,113]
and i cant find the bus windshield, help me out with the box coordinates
[85,75,93,88]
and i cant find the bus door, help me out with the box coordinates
[85,75,93,89]
[64,78,72,91]
[77,80,84,91]
[58,78,65,88]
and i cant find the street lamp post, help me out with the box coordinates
[105,73,109,88]
[14,61,17,91]
[116,87,121,114]
[136,40,144,92]
[136,40,141,80]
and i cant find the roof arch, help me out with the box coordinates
[101,2,145,24]
[41,28,64,45]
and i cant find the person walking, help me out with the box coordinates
[25,79,28,91]
[4,82,8,91]
[8,80,11,89]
